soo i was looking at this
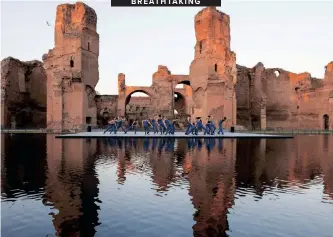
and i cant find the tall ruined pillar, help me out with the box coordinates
[325,62,333,130]
[152,65,173,117]
[43,2,99,132]
[117,73,126,117]
[252,63,267,130]
[189,7,237,123]
[324,62,333,86]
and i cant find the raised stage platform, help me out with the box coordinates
[56,131,294,139]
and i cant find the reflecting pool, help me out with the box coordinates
[1,134,333,237]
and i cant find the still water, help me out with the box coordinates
[1,134,333,237]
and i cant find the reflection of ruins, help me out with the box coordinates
[1,135,333,236]
[1,134,102,236]
[45,136,101,236]
[1,2,332,131]
[187,139,236,237]
[236,135,333,200]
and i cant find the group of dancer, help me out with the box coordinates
[184,116,227,135]
[103,114,227,135]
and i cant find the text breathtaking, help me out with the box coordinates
[131,0,201,5]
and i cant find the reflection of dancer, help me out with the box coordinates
[151,138,157,151]
[197,138,203,151]
[165,139,175,152]
[218,138,223,153]
[157,139,165,155]
[107,138,117,147]
[143,138,150,151]
[204,138,214,153]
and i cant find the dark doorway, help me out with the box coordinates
[323,114,329,130]
[86,117,92,124]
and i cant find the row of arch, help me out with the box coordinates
[124,80,192,120]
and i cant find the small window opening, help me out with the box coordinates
[297,106,299,109]
[274,70,280,77]
[199,41,202,54]
[214,64,218,72]
[88,42,90,51]
[70,59,74,68]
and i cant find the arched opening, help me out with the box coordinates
[70,58,74,68]
[174,92,186,117]
[125,90,151,123]
[214,63,218,72]
[199,41,202,54]
[274,70,280,77]
[88,42,90,51]
[97,108,112,127]
[323,114,329,130]
[174,80,192,123]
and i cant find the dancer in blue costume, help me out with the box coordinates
[103,118,117,134]
[164,117,172,135]
[151,116,159,134]
[208,116,216,135]
[157,115,166,135]
[217,117,227,135]
[203,117,211,135]
[195,117,206,134]
[142,119,152,135]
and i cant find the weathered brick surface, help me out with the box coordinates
[43,2,99,132]
[2,3,331,131]
[236,62,333,130]
[189,7,237,124]
[1,57,46,128]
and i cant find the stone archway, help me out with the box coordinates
[174,80,192,117]
[323,114,329,130]
[98,108,114,126]
[174,92,187,118]
[125,90,152,121]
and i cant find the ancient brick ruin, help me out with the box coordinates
[236,62,333,130]
[1,2,332,131]
[42,2,99,132]
[1,57,47,128]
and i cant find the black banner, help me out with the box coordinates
[111,0,221,7]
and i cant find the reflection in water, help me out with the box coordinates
[1,135,333,237]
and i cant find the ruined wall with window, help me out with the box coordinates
[43,2,99,132]
[1,57,46,128]
[236,61,333,130]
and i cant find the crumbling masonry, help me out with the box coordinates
[1,2,332,131]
